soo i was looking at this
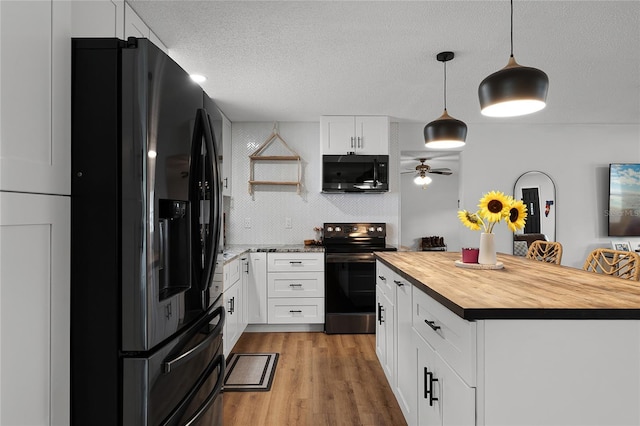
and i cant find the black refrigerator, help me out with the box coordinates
[71,38,225,425]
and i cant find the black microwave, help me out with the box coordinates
[322,155,389,193]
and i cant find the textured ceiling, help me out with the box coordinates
[129,0,640,125]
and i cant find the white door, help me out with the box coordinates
[355,116,389,155]
[321,116,355,154]
[0,0,70,195]
[247,252,267,324]
[0,192,70,425]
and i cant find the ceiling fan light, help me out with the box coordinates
[424,110,467,148]
[479,57,549,117]
[414,175,433,186]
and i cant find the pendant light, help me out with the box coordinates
[424,51,467,149]
[478,0,549,117]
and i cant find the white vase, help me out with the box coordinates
[478,232,497,265]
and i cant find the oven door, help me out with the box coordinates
[325,252,377,334]
[122,300,225,425]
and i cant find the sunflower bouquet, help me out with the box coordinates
[458,190,527,233]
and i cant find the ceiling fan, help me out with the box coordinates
[401,158,453,188]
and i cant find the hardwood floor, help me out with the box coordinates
[223,332,407,426]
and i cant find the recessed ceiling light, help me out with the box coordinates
[190,74,206,83]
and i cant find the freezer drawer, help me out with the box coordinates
[122,304,225,425]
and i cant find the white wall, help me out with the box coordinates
[398,123,461,251]
[227,122,400,246]
[458,123,640,268]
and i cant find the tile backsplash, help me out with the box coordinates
[227,121,400,246]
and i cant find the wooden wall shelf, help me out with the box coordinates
[248,126,302,195]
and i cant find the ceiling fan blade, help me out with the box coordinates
[428,168,453,175]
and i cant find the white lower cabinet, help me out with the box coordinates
[395,276,417,425]
[0,192,70,425]
[247,252,268,324]
[266,253,324,324]
[222,258,244,357]
[375,289,394,382]
[415,330,475,426]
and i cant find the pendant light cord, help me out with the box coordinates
[443,60,447,110]
[510,0,514,57]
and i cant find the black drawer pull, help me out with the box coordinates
[393,280,404,287]
[289,310,302,313]
[289,283,303,287]
[425,319,441,331]
[378,275,386,281]
[289,261,303,264]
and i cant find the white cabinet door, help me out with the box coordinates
[395,277,417,425]
[376,290,394,383]
[356,116,389,155]
[71,0,124,38]
[248,252,267,324]
[321,116,357,154]
[223,281,241,357]
[415,330,475,426]
[221,114,232,196]
[0,0,70,195]
[0,192,70,425]
[240,257,249,332]
[124,3,148,38]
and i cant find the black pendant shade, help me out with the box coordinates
[479,0,549,117]
[424,110,468,149]
[424,51,467,149]
[479,56,549,117]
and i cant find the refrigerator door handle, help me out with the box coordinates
[162,306,225,374]
[160,353,225,426]
[189,108,220,293]
[201,108,222,292]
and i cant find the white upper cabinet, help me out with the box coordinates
[124,3,167,53]
[72,0,124,38]
[320,115,389,155]
[0,0,71,195]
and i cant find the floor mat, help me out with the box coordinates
[224,353,279,392]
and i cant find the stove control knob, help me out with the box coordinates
[377,226,384,232]
[335,226,341,232]
[326,226,334,232]
[368,227,375,232]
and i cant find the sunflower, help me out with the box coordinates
[458,210,483,231]
[506,199,528,232]
[478,191,510,223]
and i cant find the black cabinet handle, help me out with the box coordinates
[426,370,439,406]
[393,279,404,287]
[289,309,302,313]
[289,261,303,264]
[289,283,303,287]
[378,275,386,281]
[425,319,441,331]
[377,303,385,324]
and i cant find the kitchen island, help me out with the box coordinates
[375,251,640,426]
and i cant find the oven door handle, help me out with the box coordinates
[162,306,225,374]
[326,253,376,263]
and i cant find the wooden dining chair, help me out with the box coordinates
[583,248,640,280]
[525,241,563,265]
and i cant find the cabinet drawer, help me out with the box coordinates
[267,253,324,272]
[223,258,240,290]
[376,261,396,304]
[412,286,476,386]
[268,272,324,298]
[267,298,324,324]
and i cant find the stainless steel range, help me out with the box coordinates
[323,223,396,334]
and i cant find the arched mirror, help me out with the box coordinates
[512,171,556,256]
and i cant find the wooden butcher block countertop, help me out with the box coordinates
[375,251,640,320]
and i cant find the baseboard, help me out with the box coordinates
[245,323,324,333]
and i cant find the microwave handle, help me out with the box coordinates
[373,159,378,188]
